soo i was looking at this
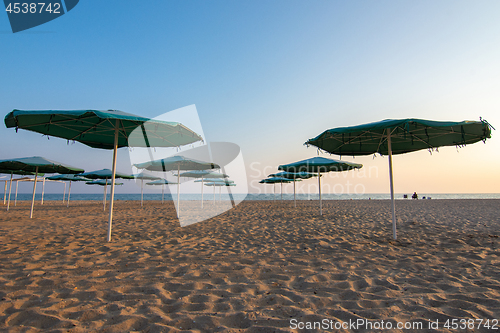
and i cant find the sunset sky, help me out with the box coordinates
[1,0,498,195]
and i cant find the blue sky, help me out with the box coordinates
[1,0,499,195]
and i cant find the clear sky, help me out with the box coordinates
[1,0,499,195]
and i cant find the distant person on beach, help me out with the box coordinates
[412,192,418,200]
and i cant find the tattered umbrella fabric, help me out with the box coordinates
[278,157,362,215]
[5,109,203,241]
[305,118,493,239]
[0,156,84,217]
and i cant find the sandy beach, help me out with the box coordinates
[0,199,499,332]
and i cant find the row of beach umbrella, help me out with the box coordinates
[260,118,493,240]
[3,109,207,241]
[3,109,494,241]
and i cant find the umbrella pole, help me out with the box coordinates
[177,165,180,217]
[103,179,107,211]
[219,186,221,201]
[274,183,276,201]
[141,179,144,207]
[213,186,216,203]
[63,183,66,203]
[162,184,164,204]
[41,177,46,205]
[30,167,39,218]
[6,172,13,211]
[387,129,397,240]
[281,182,283,201]
[107,122,119,242]
[67,181,72,207]
[3,180,7,204]
[201,177,204,208]
[318,171,322,216]
[15,180,19,206]
[294,177,296,208]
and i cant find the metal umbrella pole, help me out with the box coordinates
[15,180,19,206]
[29,167,39,218]
[67,181,72,207]
[387,128,397,240]
[318,171,322,215]
[107,120,119,242]
[6,172,13,211]
[41,177,46,205]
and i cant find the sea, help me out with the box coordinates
[5,193,500,202]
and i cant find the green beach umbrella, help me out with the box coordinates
[0,169,43,209]
[146,179,175,204]
[259,177,294,201]
[0,156,84,218]
[47,174,91,207]
[278,157,362,215]
[135,155,220,216]
[132,172,161,207]
[268,171,317,208]
[5,109,203,241]
[86,180,124,186]
[305,118,493,239]
[81,169,134,211]
[178,170,229,208]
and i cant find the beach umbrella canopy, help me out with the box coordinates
[5,109,202,242]
[146,179,174,185]
[135,155,220,172]
[47,174,89,181]
[278,157,362,215]
[5,109,202,149]
[0,156,84,217]
[178,170,229,178]
[86,180,124,186]
[205,182,236,186]
[305,118,493,239]
[268,171,317,180]
[259,177,293,184]
[135,156,220,216]
[81,169,134,180]
[195,178,234,183]
[0,156,83,174]
[278,156,362,173]
[306,118,492,156]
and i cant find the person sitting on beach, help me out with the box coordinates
[412,192,418,200]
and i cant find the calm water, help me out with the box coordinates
[5,193,500,202]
